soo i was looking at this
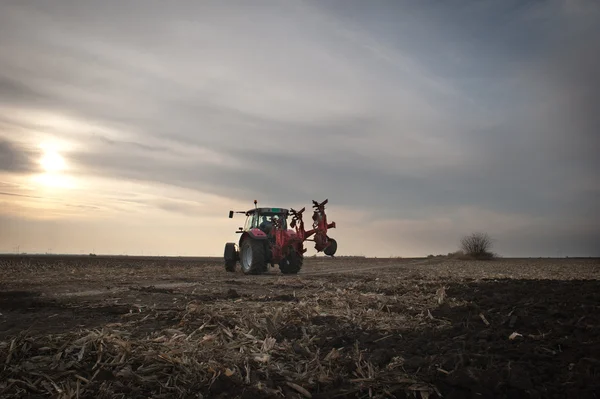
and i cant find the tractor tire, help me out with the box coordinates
[279,250,303,274]
[240,238,266,275]
[224,242,237,272]
[324,238,337,257]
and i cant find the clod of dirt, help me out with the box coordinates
[292,342,311,357]
[226,288,240,298]
[403,355,428,371]
[367,348,393,367]
[278,325,303,340]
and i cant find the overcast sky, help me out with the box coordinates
[0,0,598,257]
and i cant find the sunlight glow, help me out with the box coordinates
[33,145,77,189]
[31,173,77,189]
[40,150,66,172]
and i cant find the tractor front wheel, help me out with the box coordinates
[224,242,237,272]
[240,239,266,275]
[279,249,303,274]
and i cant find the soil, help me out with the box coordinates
[1,255,599,398]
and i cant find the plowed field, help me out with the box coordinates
[1,255,599,398]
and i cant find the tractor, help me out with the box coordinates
[224,199,337,274]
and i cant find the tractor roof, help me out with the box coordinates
[246,207,289,215]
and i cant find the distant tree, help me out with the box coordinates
[460,232,495,260]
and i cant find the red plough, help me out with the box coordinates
[290,199,337,256]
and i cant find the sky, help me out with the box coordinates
[0,0,598,257]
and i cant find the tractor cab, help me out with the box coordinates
[244,208,289,235]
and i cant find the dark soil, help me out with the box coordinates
[0,255,599,398]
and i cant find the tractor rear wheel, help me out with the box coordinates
[279,249,303,274]
[324,238,337,256]
[240,238,266,275]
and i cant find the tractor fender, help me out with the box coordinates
[239,229,268,246]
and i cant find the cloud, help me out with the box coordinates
[0,0,598,256]
[0,139,38,173]
[152,199,205,216]
[0,191,42,199]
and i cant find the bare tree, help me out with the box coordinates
[460,232,494,259]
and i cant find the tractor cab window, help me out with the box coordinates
[275,215,287,229]
[259,214,287,232]
[244,213,258,230]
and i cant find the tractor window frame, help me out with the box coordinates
[244,213,258,230]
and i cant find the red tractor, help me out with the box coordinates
[224,199,337,274]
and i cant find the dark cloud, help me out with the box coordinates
[0,140,38,173]
[543,27,600,153]
[494,223,600,258]
[66,135,590,225]
[0,76,49,105]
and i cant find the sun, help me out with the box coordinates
[40,150,66,172]
[32,142,77,189]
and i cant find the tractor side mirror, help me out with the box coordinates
[228,210,234,218]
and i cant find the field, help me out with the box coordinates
[1,255,599,398]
